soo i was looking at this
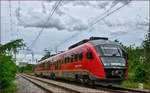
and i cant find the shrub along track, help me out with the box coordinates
[21,74,149,93]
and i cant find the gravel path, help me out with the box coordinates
[14,74,46,93]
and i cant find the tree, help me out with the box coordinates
[39,48,51,61]
[0,39,26,92]
[1,39,26,55]
[141,35,150,62]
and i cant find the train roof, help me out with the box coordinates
[68,37,108,49]
[89,39,120,46]
[68,37,120,49]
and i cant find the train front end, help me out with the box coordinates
[90,40,128,85]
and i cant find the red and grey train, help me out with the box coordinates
[34,37,128,85]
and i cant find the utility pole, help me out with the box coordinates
[55,47,58,54]
[31,52,34,64]
[14,49,17,64]
[31,52,34,72]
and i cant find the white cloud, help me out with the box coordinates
[64,15,88,31]
[16,9,66,30]
[110,29,128,35]
[16,7,88,32]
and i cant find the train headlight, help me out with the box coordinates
[121,63,125,66]
[103,63,111,66]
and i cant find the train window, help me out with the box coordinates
[62,58,64,64]
[49,62,51,70]
[65,57,67,64]
[62,57,64,64]
[67,56,70,63]
[43,63,45,70]
[47,62,49,70]
[79,50,83,61]
[64,57,66,64]
[64,57,65,64]
[71,53,74,62]
[57,60,58,70]
[87,48,94,59]
[75,52,78,62]
[55,61,57,70]
[100,46,122,57]
[59,60,61,70]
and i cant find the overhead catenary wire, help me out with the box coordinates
[52,1,131,52]
[17,1,62,64]
[29,0,62,49]
[89,2,130,29]
[9,0,13,37]
[51,2,118,51]
[16,0,21,39]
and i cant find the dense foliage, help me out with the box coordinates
[116,36,150,89]
[0,55,18,92]
[39,49,51,61]
[0,39,25,92]
[1,39,25,55]
[20,64,35,73]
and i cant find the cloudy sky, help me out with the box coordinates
[1,0,149,64]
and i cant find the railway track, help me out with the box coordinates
[19,74,80,93]
[19,74,150,93]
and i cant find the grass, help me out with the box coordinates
[121,80,138,88]
[121,80,150,90]
[121,72,150,90]
[23,70,33,73]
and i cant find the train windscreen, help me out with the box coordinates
[101,46,122,57]
[95,45,127,67]
[95,45,124,57]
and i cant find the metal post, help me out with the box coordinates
[31,52,34,72]
[55,47,58,54]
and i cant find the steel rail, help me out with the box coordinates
[17,74,51,93]
[20,74,82,93]
[24,74,124,93]
[26,73,150,93]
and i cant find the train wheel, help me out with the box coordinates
[82,76,90,84]
[51,73,56,80]
[89,81,95,86]
[75,74,79,82]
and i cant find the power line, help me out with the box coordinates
[17,1,62,63]
[52,2,130,51]
[29,0,62,49]
[89,2,130,29]
[16,0,21,39]
[51,2,117,51]
[9,0,13,33]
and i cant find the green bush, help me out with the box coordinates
[20,64,35,73]
[133,65,149,83]
[0,55,18,92]
[23,70,33,73]
[122,80,139,88]
[128,59,140,72]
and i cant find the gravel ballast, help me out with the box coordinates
[14,74,46,93]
